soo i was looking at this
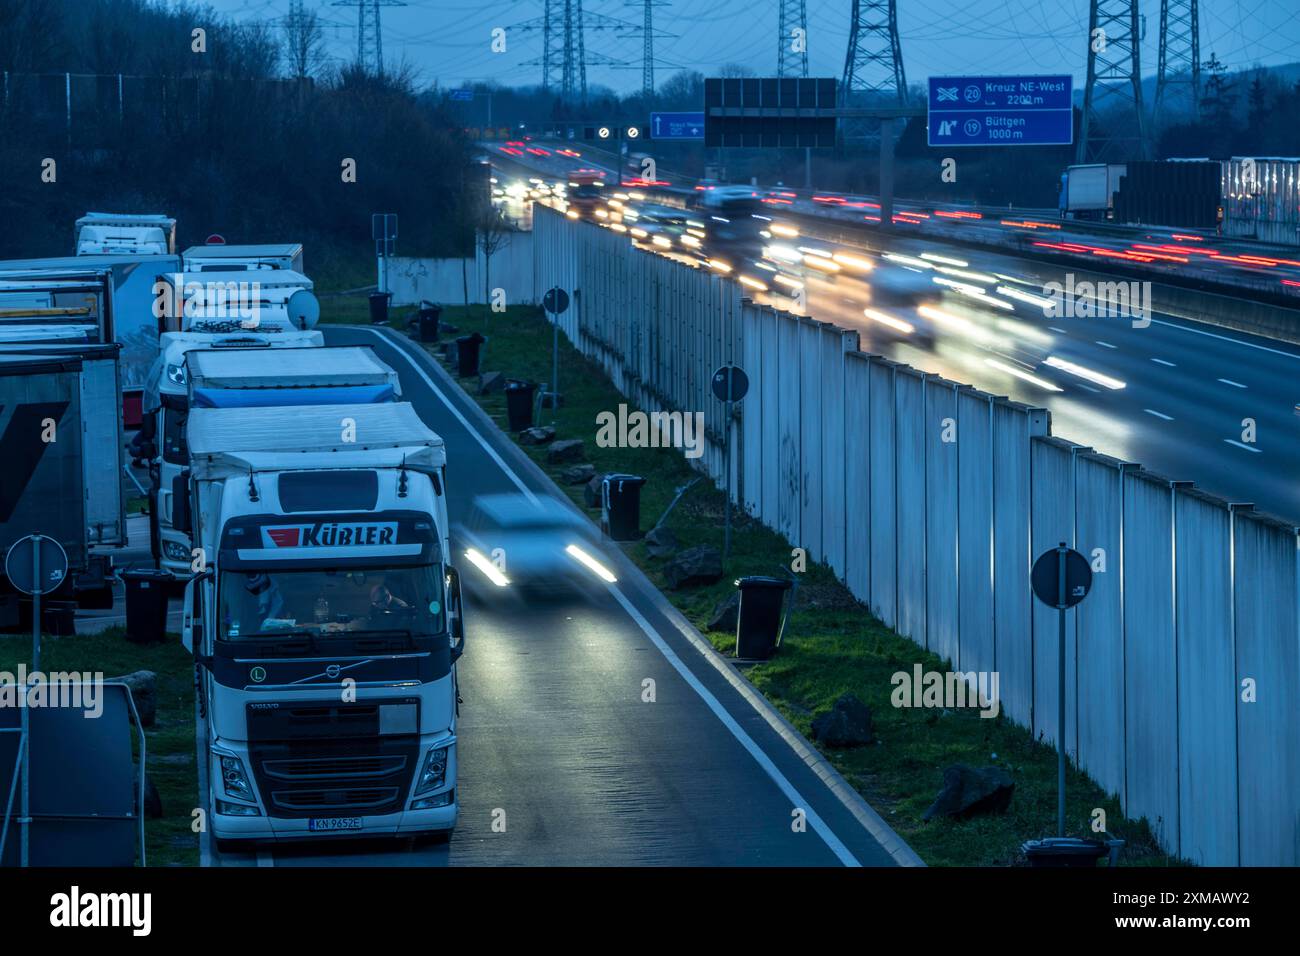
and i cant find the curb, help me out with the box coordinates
[376,324,926,868]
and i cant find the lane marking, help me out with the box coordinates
[1095,340,1116,349]
[359,327,539,505]
[1225,439,1262,454]
[1150,317,1300,361]
[362,327,861,866]
[605,585,860,867]
[1218,378,1246,389]
[1073,382,1101,394]
[1049,326,1068,334]
[1144,409,1174,420]
[1151,357,1176,367]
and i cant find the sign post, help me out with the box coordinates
[3,534,69,868]
[711,364,750,562]
[1030,542,1093,837]
[371,213,398,294]
[543,287,570,419]
[927,75,1073,147]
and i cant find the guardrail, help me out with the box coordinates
[533,202,1300,866]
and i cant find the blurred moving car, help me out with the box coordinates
[457,493,617,595]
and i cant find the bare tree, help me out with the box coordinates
[477,204,513,311]
[282,0,325,81]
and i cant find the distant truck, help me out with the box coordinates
[75,213,176,256]
[566,169,607,217]
[179,402,464,847]
[182,244,305,274]
[1059,164,1126,220]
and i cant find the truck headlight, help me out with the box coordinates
[166,363,187,385]
[163,540,190,561]
[414,746,448,796]
[220,755,254,801]
[215,799,261,817]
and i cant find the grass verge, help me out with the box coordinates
[0,628,198,866]
[415,302,1182,867]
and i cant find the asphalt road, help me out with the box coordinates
[215,325,909,867]
[490,149,1300,522]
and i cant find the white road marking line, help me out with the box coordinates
[1073,382,1101,393]
[1218,378,1247,388]
[605,584,860,867]
[1144,409,1174,420]
[361,327,539,505]
[1095,340,1117,349]
[366,326,861,867]
[1225,439,1262,454]
[1049,326,1068,334]
[1151,357,1176,367]
[1151,317,1300,361]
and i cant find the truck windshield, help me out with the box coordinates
[218,565,444,641]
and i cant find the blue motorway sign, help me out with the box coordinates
[650,111,705,140]
[450,89,474,102]
[927,75,1073,147]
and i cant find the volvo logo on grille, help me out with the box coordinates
[325,664,341,679]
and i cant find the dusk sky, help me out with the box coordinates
[208,0,1298,94]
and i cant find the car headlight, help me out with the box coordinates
[414,746,449,796]
[166,363,186,385]
[220,755,254,801]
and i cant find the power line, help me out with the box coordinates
[1079,0,1148,161]
[331,0,407,75]
[842,0,908,105]
[1155,0,1200,127]
[778,0,809,77]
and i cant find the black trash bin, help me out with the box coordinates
[602,474,646,541]
[456,332,486,377]
[504,380,537,432]
[121,568,174,644]
[1021,837,1113,868]
[735,576,793,659]
[368,291,392,325]
[418,301,442,342]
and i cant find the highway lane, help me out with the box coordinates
[489,150,1300,520]
[748,247,1300,522]
[216,324,911,867]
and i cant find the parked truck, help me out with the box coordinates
[182,244,305,274]
[178,401,464,846]
[0,254,183,426]
[75,213,176,256]
[0,272,126,611]
[1058,164,1127,220]
[154,269,318,335]
[0,342,124,622]
[141,331,326,575]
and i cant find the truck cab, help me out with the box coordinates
[179,402,463,845]
[75,213,176,256]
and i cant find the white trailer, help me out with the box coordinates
[179,402,463,847]
[182,244,305,274]
[155,269,318,335]
[1059,164,1126,219]
[75,213,176,256]
[141,330,326,576]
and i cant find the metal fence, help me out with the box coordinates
[532,203,1300,866]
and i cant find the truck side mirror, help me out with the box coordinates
[172,471,191,535]
[447,566,465,662]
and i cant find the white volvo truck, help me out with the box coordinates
[179,402,464,847]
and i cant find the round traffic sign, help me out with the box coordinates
[1031,544,1092,610]
[597,127,611,139]
[626,126,640,139]
[543,287,570,315]
[5,534,69,596]
[711,364,750,403]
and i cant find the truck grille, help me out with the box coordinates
[246,699,419,819]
